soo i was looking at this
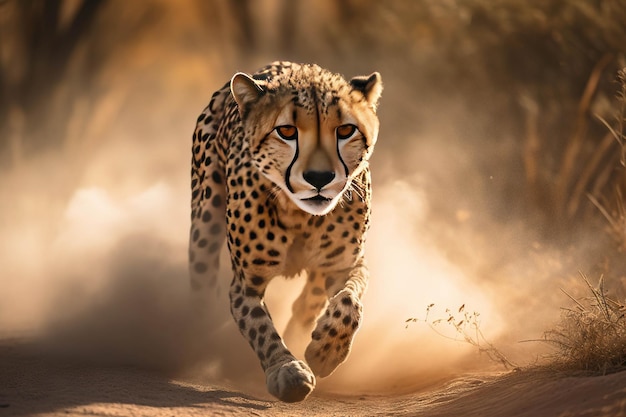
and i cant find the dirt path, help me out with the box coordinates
[1,339,625,417]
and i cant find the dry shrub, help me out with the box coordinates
[407,304,518,370]
[543,274,626,374]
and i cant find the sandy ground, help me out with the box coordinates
[2,338,625,417]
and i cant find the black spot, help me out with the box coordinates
[249,328,257,340]
[252,258,266,265]
[238,319,246,330]
[194,262,207,273]
[341,297,352,306]
[258,219,266,228]
[210,223,222,235]
[249,231,257,240]
[259,324,268,334]
[212,194,222,208]
[242,306,250,316]
[266,343,279,357]
[333,310,341,318]
[250,307,266,318]
[204,187,212,199]
[258,336,265,347]
[234,297,243,309]
[251,276,264,286]
[326,224,335,232]
[343,315,351,325]
[257,205,264,215]
[328,328,338,337]
[322,343,331,351]
[326,246,345,259]
[243,213,252,222]
[211,171,222,184]
[325,277,336,289]
[341,231,349,238]
[202,210,212,223]
[303,232,311,239]
[266,232,275,241]
[244,200,252,209]
[320,241,332,249]
[198,239,207,248]
[245,287,258,297]
[209,242,221,253]
[314,217,325,227]
[192,229,200,242]
[312,287,324,296]
[267,249,280,257]
[270,332,281,341]
[353,222,360,230]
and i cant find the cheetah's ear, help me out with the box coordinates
[231,72,265,117]
[349,72,383,111]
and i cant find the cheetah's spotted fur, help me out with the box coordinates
[189,61,382,402]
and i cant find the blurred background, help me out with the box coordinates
[1,0,625,394]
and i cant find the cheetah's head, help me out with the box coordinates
[231,63,382,216]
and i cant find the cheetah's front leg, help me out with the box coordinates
[229,272,315,402]
[305,260,368,378]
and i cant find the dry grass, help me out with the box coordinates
[541,274,626,374]
[406,304,518,370]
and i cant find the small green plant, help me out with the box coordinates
[541,273,626,374]
[406,303,517,370]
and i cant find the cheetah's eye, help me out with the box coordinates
[336,124,357,140]
[276,125,298,140]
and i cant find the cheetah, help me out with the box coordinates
[189,61,382,402]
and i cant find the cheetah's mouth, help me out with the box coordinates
[302,195,330,202]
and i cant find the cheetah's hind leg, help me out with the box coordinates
[283,271,329,359]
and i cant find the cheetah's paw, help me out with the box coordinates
[304,290,362,377]
[266,360,315,402]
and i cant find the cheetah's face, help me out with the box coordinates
[231,68,382,216]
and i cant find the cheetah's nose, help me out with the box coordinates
[303,170,335,191]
